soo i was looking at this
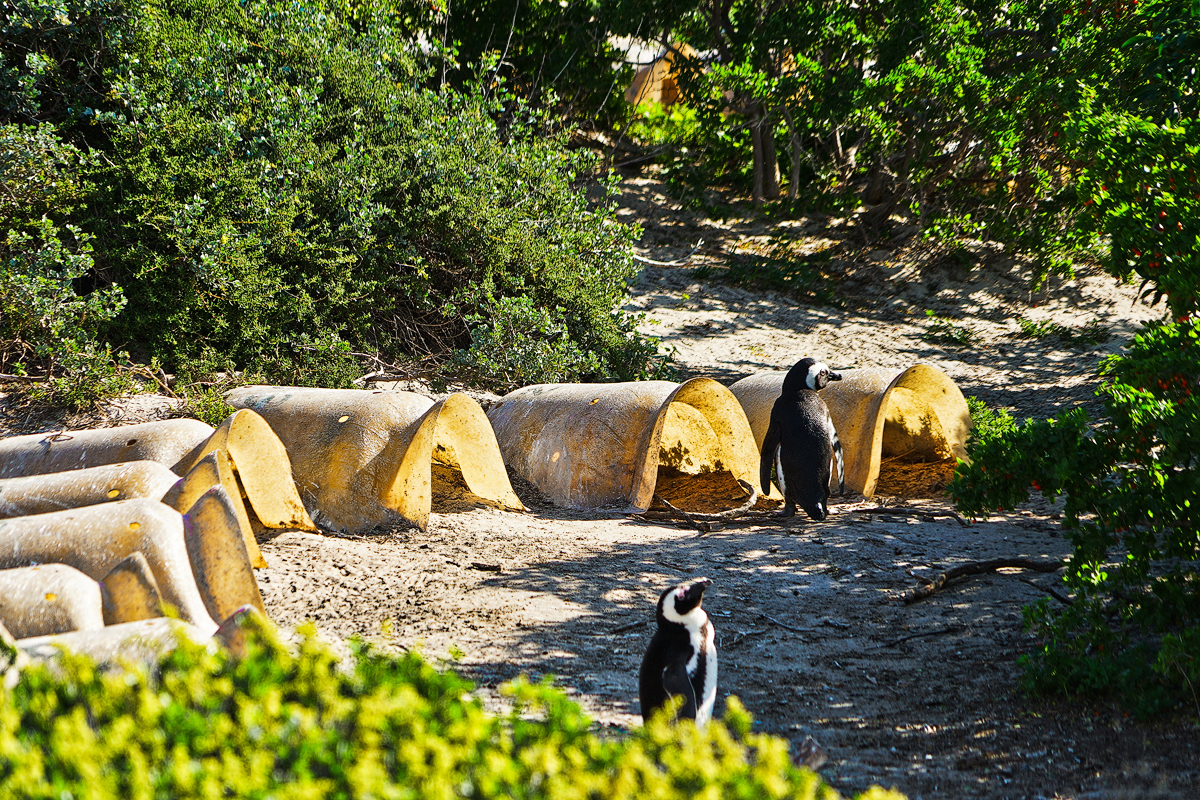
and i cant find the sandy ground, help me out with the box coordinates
[2,177,1195,799]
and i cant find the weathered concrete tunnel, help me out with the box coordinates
[487,378,765,511]
[226,386,525,533]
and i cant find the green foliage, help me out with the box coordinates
[1072,111,1200,316]
[921,310,976,347]
[0,618,901,799]
[178,385,237,427]
[1013,317,1111,347]
[438,0,634,124]
[620,101,744,207]
[0,122,135,407]
[2,0,660,394]
[694,242,838,305]
[945,7,1200,712]
[964,396,1016,452]
[449,294,604,392]
[626,103,705,148]
[950,321,1200,715]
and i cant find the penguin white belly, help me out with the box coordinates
[774,445,786,497]
[695,623,718,727]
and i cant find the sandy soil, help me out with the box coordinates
[2,177,1195,799]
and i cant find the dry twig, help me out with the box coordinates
[630,239,705,266]
[841,506,969,526]
[725,628,768,649]
[877,625,964,648]
[1017,576,1073,605]
[899,558,1065,604]
[646,480,760,532]
[757,613,811,635]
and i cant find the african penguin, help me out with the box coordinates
[760,357,845,521]
[638,577,718,727]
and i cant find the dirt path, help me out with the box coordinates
[257,498,1195,800]
[256,179,1193,799]
[3,177,1195,799]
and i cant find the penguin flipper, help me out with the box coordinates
[831,427,845,496]
[760,417,782,495]
[661,661,698,721]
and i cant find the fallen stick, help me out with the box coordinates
[647,480,760,532]
[630,238,704,266]
[1018,576,1073,606]
[725,628,768,649]
[758,613,810,635]
[878,625,964,648]
[841,506,969,526]
[899,558,1065,604]
[635,509,776,524]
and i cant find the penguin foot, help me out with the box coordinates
[778,504,796,518]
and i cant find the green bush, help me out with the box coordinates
[449,294,604,392]
[0,123,135,407]
[963,396,1016,452]
[693,242,839,305]
[946,14,1200,713]
[0,619,905,800]
[950,321,1200,716]
[2,0,660,395]
[621,99,758,207]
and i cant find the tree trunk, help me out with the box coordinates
[783,108,801,200]
[750,103,780,205]
[761,117,780,200]
[751,107,765,206]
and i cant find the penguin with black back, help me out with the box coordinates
[760,357,845,521]
[638,577,717,727]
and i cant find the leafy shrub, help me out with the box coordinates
[177,384,238,427]
[964,396,1016,452]
[947,13,1200,713]
[450,294,603,392]
[1072,111,1200,314]
[921,311,976,347]
[950,320,1200,715]
[2,0,660,393]
[1013,318,1111,347]
[0,123,135,407]
[626,102,706,148]
[620,100,756,207]
[0,618,905,799]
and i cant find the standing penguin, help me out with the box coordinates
[760,357,845,521]
[638,577,717,727]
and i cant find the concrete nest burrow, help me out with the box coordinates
[0,410,312,670]
[487,378,764,513]
[225,386,524,534]
[730,364,971,499]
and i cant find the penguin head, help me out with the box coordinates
[801,497,829,522]
[783,357,842,394]
[657,577,712,628]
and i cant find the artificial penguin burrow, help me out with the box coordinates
[760,357,845,521]
[638,577,718,727]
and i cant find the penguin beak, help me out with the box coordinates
[828,370,843,382]
[686,577,712,607]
